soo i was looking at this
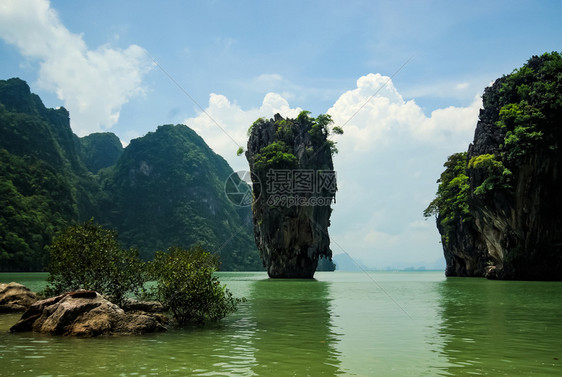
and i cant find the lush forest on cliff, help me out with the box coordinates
[426,52,562,280]
[0,78,261,271]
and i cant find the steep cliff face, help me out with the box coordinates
[467,53,562,280]
[425,152,488,277]
[246,112,337,278]
[468,116,562,279]
[429,52,562,280]
[437,214,488,277]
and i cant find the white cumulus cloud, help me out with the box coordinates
[326,73,481,268]
[327,73,481,154]
[0,0,153,135]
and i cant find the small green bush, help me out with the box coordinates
[468,153,512,195]
[254,141,297,170]
[332,126,344,135]
[45,220,145,305]
[149,245,241,326]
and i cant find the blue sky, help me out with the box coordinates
[1,0,561,269]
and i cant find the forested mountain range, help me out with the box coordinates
[0,78,261,271]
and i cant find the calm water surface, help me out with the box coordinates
[1,271,561,376]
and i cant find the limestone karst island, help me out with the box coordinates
[425,52,562,281]
[245,112,340,278]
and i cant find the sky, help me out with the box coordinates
[1,0,561,269]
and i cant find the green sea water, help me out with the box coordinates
[1,271,561,376]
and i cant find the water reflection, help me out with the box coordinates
[247,278,342,375]
[14,272,560,376]
[436,278,562,376]
[0,274,343,376]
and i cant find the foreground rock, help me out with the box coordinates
[10,290,167,336]
[246,113,337,278]
[0,282,37,313]
[121,298,165,313]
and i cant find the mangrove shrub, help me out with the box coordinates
[45,220,145,305]
[149,245,241,325]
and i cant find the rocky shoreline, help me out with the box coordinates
[1,282,168,337]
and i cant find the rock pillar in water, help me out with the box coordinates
[246,112,337,278]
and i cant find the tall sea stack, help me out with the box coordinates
[246,112,338,278]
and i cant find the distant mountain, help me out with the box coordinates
[0,78,97,270]
[333,253,364,271]
[332,254,445,271]
[0,78,260,271]
[98,124,262,269]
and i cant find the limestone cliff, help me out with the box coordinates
[428,52,562,280]
[467,73,562,280]
[246,112,338,278]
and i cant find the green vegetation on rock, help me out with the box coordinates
[467,154,512,196]
[424,152,471,245]
[253,141,298,171]
[253,111,342,173]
